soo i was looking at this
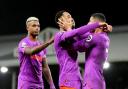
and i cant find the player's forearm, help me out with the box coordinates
[72,40,86,52]
[24,42,50,55]
[72,33,91,52]
[42,66,55,89]
[75,22,99,35]
[31,42,50,54]
[77,32,90,40]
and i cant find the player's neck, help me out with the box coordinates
[28,34,38,41]
[60,28,65,32]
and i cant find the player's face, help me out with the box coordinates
[62,12,74,24]
[59,12,74,30]
[27,21,40,36]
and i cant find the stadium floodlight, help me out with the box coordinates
[0,66,8,73]
[103,61,110,69]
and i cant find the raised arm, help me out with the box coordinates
[60,22,100,41]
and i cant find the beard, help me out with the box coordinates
[31,31,39,37]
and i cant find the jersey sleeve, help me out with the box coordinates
[18,41,29,54]
[72,34,95,52]
[59,22,99,42]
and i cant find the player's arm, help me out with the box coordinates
[77,32,91,40]
[60,22,100,42]
[72,34,96,52]
[24,37,54,55]
[71,33,90,52]
[42,58,56,89]
[72,39,87,52]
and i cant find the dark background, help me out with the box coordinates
[0,0,128,35]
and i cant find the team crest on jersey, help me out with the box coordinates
[86,35,92,42]
[21,42,27,48]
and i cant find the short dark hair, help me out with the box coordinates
[91,13,106,22]
[55,10,66,24]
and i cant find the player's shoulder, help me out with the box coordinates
[55,31,64,38]
[98,33,109,40]
[56,31,64,35]
[18,37,28,47]
[19,37,28,43]
[95,33,109,43]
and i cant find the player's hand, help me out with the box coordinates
[107,25,112,32]
[99,22,108,31]
[47,36,54,44]
[99,23,112,32]
[57,16,73,30]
